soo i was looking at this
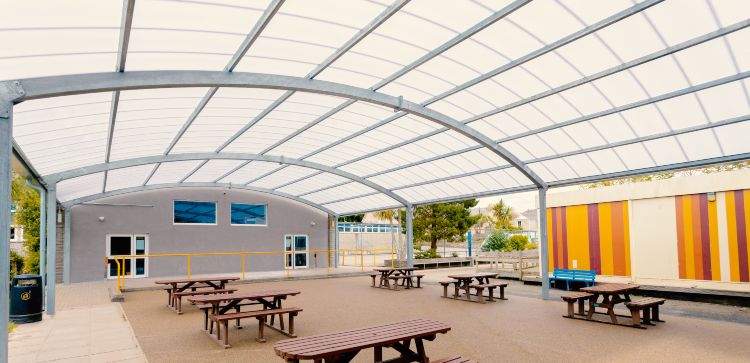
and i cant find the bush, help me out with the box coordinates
[10,250,24,278]
[508,234,531,251]
[451,252,459,257]
[415,249,441,259]
[482,230,509,251]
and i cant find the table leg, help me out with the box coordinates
[415,338,428,363]
[374,346,383,362]
[602,294,618,324]
[587,294,598,319]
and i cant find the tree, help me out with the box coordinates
[12,175,41,274]
[373,209,398,259]
[489,199,518,230]
[338,214,364,222]
[582,161,750,189]
[400,199,480,251]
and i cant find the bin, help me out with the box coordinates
[9,274,43,323]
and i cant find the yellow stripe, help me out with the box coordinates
[726,192,740,282]
[745,190,750,275]
[565,205,590,270]
[708,196,721,281]
[622,201,631,277]
[598,202,614,275]
[683,196,696,280]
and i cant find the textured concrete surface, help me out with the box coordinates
[8,283,147,363]
[120,274,750,363]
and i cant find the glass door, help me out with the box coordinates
[107,234,148,278]
[283,234,308,269]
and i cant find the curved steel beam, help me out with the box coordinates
[9,71,546,188]
[61,182,337,215]
[42,152,410,207]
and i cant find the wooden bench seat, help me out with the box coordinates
[432,356,478,363]
[210,307,302,348]
[625,297,666,328]
[387,274,424,290]
[369,273,380,287]
[171,288,236,314]
[439,281,457,298]
[470,282,508,303]
[561,292,593,318]
[197,301,258,331]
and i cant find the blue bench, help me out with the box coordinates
[549,268,595,290]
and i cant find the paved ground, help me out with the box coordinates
[8,282,147,363]
[120,271,750,363]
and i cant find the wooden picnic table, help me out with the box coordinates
[154,276,240,312]
[445,272,499,302]
[189,289,301,348]
[580,283,640,325]
[274,319,451,363]
[372,267,419,289]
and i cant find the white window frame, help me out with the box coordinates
[172,200,218,226]
[230,203,268,227]
[106,234,149,279]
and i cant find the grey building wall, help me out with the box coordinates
[68,188,329,283]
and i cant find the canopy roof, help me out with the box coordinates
[2,0,749,215]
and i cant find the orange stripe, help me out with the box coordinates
[611,201,625,276]
[547,208,554,272]
[691,195,704,279]
[708,195,721,281]
[598,203,614,275]
[745,190,750,280]
[675,196,686,279]
[622,201,631,277]
[681,195,695,280]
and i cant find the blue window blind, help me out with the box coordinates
[173,201,216,224]
[231,203,267,225]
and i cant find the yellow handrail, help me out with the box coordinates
[105,247,395,292]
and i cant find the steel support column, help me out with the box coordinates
[26,182,46,289]
[46,186,57,315]
[539,187,550,300]
[0,99,13,363]
[406,205,414,268]
[63,209,71,284]
[334,215,340,268]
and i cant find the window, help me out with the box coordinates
[10,226,16,241]
[173,200,216,224]
[231,203,267,225]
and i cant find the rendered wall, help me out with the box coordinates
[68,188,329,283]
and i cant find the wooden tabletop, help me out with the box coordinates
[154,276,240,285]
[447,272,498,280]
[187,289,300,303]
[373,267,417,272]
[581,283,639,294]
[274,319,450,361]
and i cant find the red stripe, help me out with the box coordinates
[587,204,601,274]
[561,206,568,269]
[735,191,749,282]
[698,194,712,280]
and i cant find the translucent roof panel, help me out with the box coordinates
[104,164,158,193]
[4,0,750,215]
[109,88,210,161]
[126,0,270,71]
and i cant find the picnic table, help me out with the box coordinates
[371,267,422,290]
[442,272,505,303]
[580,283,639,325]
[188,289,301,348]
[274,319,453,362]
[155,276,240,313]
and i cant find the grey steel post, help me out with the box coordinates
[539,187,550,300]
[406,205,414,268]
[334,215,340,268]
[0,100,13,363]
[63,208,71,284]
[26,182,46,288]
[46,186,57,315]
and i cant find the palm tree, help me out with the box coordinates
[490,199,515,230]
[373,209,398,261]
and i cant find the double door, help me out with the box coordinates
[284,234,308,269]
[106,234,148,278]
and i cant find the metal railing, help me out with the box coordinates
[105,247,395,294]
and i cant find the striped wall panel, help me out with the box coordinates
[726,189,750,283]
[547,201,631,276]
[675,194,721,281]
